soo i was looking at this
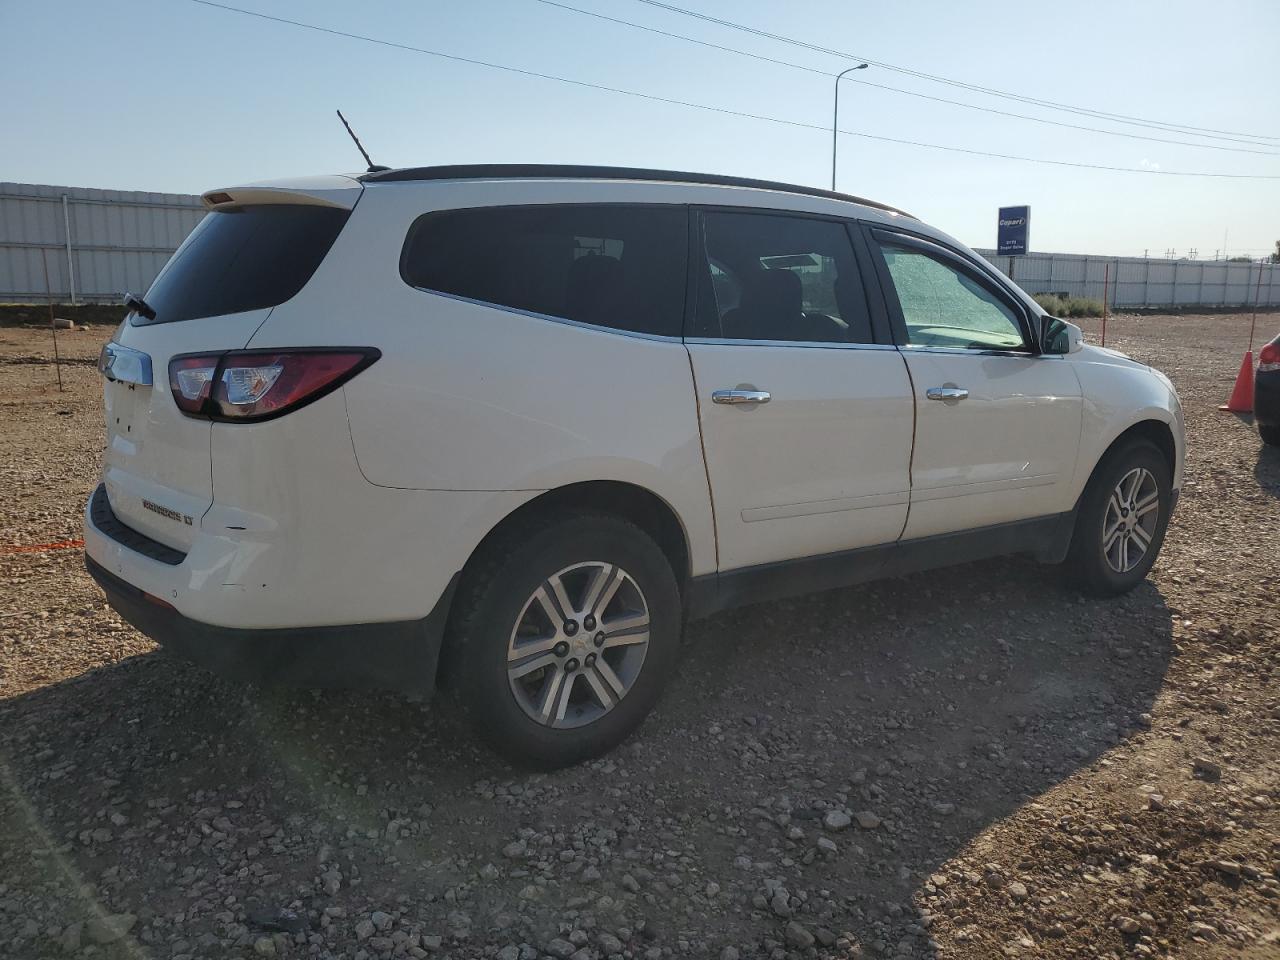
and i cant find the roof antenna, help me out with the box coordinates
[336,109,389,173]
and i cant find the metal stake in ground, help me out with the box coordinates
[40,248,64,392]
[1248,259,1263,352]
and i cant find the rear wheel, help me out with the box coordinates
[1065,439,1172,597]
[446,512,681,768]
[1260,424,1280,446]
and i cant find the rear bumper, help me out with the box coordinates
[87,553,456,695]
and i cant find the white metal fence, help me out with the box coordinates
[0,182,204,304]
[975,248,1279,309]
[1,180,1276,309]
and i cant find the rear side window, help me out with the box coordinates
[400,205,688,337]
[137,205,350,325]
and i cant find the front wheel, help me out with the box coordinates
[1065,439,1172,597]
[1260,423,1280,447]
[445,512,682,768]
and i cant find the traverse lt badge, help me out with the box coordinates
[142,498,193,525]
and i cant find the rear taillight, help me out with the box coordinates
[168,348,379,422]
[169,355,219,414]
[1259,343,1280,372]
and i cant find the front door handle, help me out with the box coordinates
[712,389,771,405]
[926,386,969,401]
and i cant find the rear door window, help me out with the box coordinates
[137,205,351,325]
[400,204,688,337]
[691,210,873,343]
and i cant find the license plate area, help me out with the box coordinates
[105,379,146,450]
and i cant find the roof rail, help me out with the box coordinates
[359,164,912,218]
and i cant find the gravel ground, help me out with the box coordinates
[1,313,1278,960]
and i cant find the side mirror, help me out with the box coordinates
[1040,315,1083,355]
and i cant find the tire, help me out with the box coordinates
[445,511,682,769]
[1260,424,1280,446]
[1065,439,1172,597]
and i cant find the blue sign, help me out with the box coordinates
[997,206,1030,256]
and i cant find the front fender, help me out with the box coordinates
[1068,356,1185,502]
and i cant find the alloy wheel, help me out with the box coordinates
[1102,467,1160,574]
[507,561,650,728]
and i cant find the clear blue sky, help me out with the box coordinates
[3,0,1278,257]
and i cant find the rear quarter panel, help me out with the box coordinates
[206,389,533,626]
[246,179,717,577]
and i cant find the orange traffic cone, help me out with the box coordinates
[1219,351,1254,413]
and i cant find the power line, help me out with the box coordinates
[629,0,1280,143]
[627,0,1280,144]
[836,130,1277,179]
[532,0,1280,156]
[184,0,1280,180]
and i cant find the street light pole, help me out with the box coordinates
[832,63,869,191]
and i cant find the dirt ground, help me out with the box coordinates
[1,312,1278,960]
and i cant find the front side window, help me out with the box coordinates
[875,241,1026,350]
[693,211,873,343]
[400,204,687,337]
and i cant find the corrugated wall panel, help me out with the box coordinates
[977,248,1278,308]
[1,181,203,302]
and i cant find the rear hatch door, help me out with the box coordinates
[104,314,268,552]
[100,182,358,552]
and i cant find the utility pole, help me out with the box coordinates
[831,63,869,191]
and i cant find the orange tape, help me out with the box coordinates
[0,538,85,555]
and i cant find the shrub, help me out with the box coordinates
[1033,293,1104,318]
[1033,294,1066,315]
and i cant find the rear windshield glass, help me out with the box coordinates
[400,204,688,337]
[135,205,350,325]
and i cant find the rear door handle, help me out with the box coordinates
[712,389,771,405]
[926,386,969,401]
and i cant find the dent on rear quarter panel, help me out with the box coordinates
[204,387,536,627]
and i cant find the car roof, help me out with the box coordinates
[359,164,914,219]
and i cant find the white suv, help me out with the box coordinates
[86,165,1184,767]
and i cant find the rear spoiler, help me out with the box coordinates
[201,175,363,211]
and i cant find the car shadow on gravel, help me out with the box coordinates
[0,557,1174,958]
